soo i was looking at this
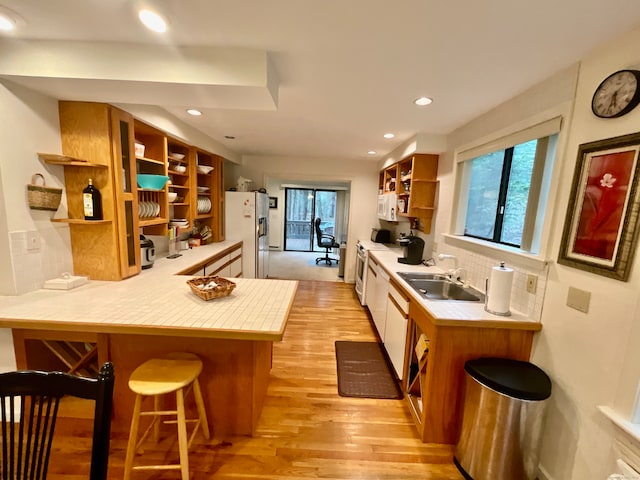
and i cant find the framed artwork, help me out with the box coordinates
[558,132,640,281]
[269,196,278,209]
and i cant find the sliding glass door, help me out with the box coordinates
[284,188,337,252]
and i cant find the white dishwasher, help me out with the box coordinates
[371,263,389,341]
[384,279,410,380]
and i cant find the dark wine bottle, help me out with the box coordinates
[83,178,103,220]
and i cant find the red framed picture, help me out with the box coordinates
[558,132,640,281]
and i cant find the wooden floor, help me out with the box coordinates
[47,281,463,479]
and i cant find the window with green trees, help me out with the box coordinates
[455,123,559,254]
[465,140,537,247]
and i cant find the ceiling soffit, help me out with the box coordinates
[0,39,278,110]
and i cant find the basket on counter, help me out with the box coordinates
[187,276,236,301]
[27,173,62,211]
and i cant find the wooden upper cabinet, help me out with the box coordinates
[380,154,439,233]
[58,101,141,280]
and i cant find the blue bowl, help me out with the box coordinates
[137,174,169,190]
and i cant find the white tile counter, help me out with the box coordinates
[0,240,299,437]
[0,240,298,341]
[370,249,541,331]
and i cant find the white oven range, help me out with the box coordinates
[355,239,389,306]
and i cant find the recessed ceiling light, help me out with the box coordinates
[138,9,167,33]
[383,133,395,139]
[368,150,377,155]
[0,6,24,31]
[186,109,202,116]
[0,14,14,31]
[414,97,433,106]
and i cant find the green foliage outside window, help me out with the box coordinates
[465,140,536,247]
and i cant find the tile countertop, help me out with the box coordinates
[0,241,298,341]
[369,249,541,331]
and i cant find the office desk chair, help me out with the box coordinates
[314,217,339,265]
[0,362,115,480]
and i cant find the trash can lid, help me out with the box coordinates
[464,357,552,401]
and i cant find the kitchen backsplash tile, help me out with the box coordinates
[433,244,548,321]
[9,227,73,295]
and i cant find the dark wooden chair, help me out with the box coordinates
[314,217,339,265]
[0,362,115,480]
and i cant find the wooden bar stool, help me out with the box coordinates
[123,352,210,480]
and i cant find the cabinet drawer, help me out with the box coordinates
[389,280,409,315]
[205,254,230,276]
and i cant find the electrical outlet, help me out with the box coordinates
[526,274,538,294]
[432,241,438,253]
[26,231,41,252]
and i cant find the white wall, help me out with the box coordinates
[231,155,380,283]
[435,26,640,479]
[534,26,640,480]
[0,80,73,295]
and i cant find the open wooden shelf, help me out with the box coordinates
[51,218,112,225]
[38,153,107,168]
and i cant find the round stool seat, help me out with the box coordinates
[128,356,203,396]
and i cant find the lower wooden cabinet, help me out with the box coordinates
[403,301,535,444]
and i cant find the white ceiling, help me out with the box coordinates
[1,0,640,162]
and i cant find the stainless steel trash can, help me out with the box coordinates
[454,357,552,480]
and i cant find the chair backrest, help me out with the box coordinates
[0,362,115,480]
[314,218,323,247]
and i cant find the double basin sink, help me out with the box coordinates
[397,272,485,302]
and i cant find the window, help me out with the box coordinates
[453,117,562,255]
[464,140,537,247]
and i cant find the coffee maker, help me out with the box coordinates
[398,235,425,265]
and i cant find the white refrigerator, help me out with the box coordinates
[224,191,269,278]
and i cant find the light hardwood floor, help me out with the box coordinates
[47,281,462,479]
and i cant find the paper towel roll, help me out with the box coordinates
[487,263,513,315]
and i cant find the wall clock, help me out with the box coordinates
[592,69,640,118]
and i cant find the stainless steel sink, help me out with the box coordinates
[397,272,485,302]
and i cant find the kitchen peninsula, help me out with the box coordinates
[0,240,298,436]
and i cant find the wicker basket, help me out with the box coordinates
[187,276,236,301]
[27,173,62,211]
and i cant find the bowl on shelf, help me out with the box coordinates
[136,174,169,190]
[169,152,185,161]
[197,165,214,174]
[168,192,178,203]
[173,164,187,173]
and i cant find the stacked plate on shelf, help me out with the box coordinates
[196,186,210,193]
[138,201,160,218]
[169,218,190,230]
[197,196,212,214]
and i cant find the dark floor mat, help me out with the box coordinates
[334,341,403,399]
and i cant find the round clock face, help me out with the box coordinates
[592,69,640,118]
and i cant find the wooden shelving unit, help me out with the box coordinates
[57,101,141,281]
[378,153,439,232]
[49,101,226,279]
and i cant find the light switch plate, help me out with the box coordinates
[567,286,590,313]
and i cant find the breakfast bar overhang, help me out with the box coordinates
[0,275,298,436]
